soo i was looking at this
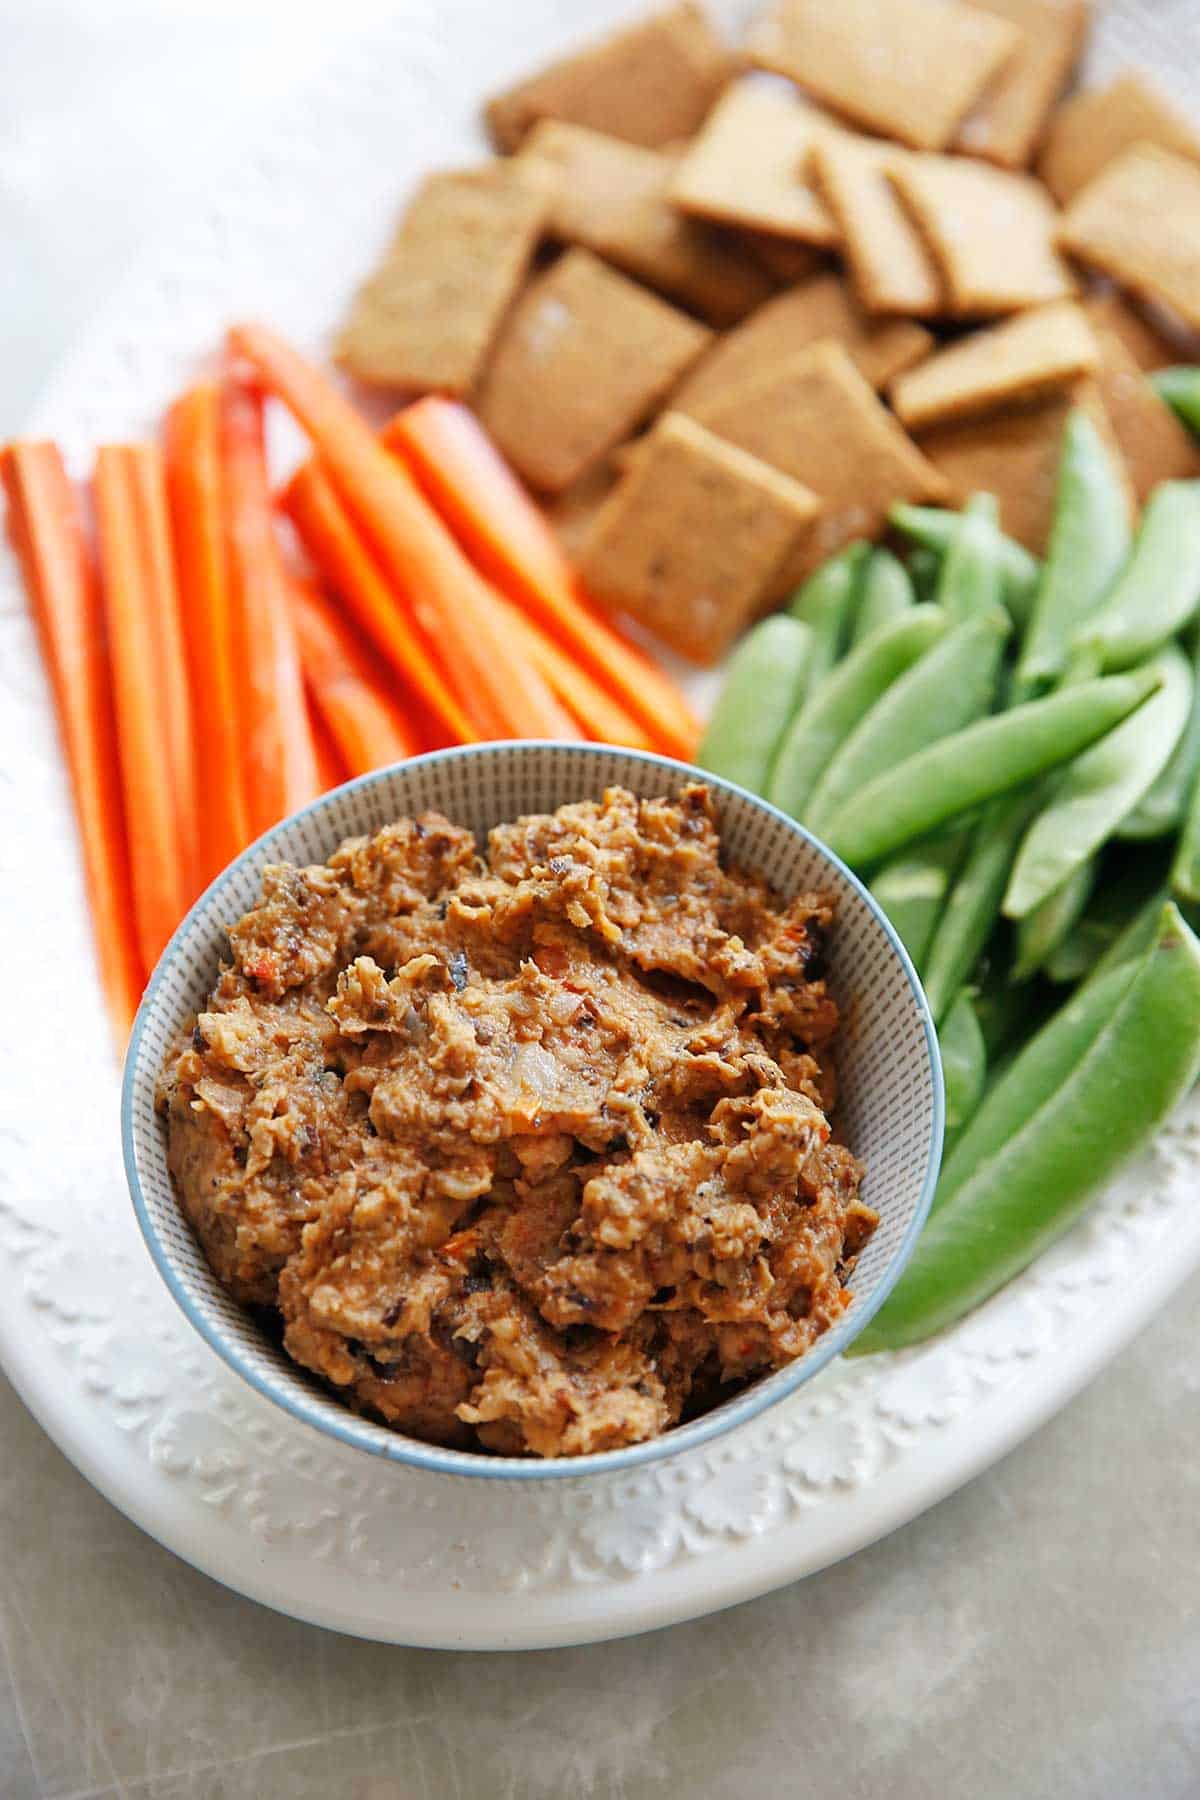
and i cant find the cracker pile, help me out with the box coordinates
[337,0,1200,665]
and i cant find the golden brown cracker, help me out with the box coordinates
[673,274,932,416]
[578,411,820,664]
[696,340,948,570]
[1082,291,1189,374]
[916,380,1132,551]
[1057,144,1200,336]
[484,3,732,153]
[890,154,1075,314]
[516,122,773,326]
[811,136,945,317]
[1087,320,1200,502]
[1039,71,1200,205]
[740,232,828,286]
[952,0,1088,169]
[546,463,624,562]
[335,166,551,394]
[889,301,1098,430]
[668,81,840,245]
[474,248,712,494]
[747,0,1020,152]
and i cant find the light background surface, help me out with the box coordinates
[2,3,1199,1795]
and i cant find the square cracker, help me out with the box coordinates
[696,340,949,572]
[668,82,840,246]
[747,0,1020,152]
[1057,144,1200,336]
[740,233,827,285]
[484,3,732,153]
[811,136,944,317]
[335,166,551,394]
[1082,291,1187,374]
[1039,72,1200,206]
[474,248,711,494]
[916,381,1132,551]
[953,0,1088,169]
[1086,320,1200,502]
[673,274,933,416]
[889,301,1098,431]
[516,123,773,326]
[578,412,820,665]
[890,154,1075,314]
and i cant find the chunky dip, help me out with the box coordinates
[161,785,874,1457]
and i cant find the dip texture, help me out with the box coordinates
[161,785,874,1456]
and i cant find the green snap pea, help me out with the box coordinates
[826,667,1160,871]
[1120,628,1200,840]
[1152,366,1200,438]
[854,904,1200,1351]
[940,989,987,1141]
[1083,885,1172,988]
[1075,481,1200,671]
[889,501,1039,626]
[768,605,947,821]
[1011,858,1096,983]
[850,549,915,646]
[1015,409,1132,696]
[868,829,969,971]
[1171,765,1200,905]
[1043,854,1167,985]
[805,608,1009,836]
[973,974,1051,1061]
[932,493,1005,626]
[906,546,942,604]
[789,542,871,694]
[697,616,813,795]
[1004,645,1191,918]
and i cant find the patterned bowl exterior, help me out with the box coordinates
[123,742,943,1480]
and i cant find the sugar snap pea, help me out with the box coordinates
[889,501,1039,625]
[868,829,969,971]
[973,973,1052,1061]
[1120,627,1200,840]
[854,904,1200,1351]
[1004,645,1191,918]
[697,615,813,795]
[1015,409,1132,696]
[826,666,1160,870]
[906,546,942,604]
[789,542,870,694]
[1170,762,1200,905]
[850,549,915,646]
[1151,366,1200,438]
[1075,482,1200,671]
[805,608,1009,835]
[933,493,1005,626]
[940,989,986,1140]
[1042,854,1167,985]
[1011,857,1096,983]
[768,605,946,821]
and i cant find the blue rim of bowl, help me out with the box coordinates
[123,741,944,1482]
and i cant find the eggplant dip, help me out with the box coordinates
[160,784,874,1457]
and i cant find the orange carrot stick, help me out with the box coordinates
[281,461,476,746]
[1,442,145,1043]
[220,379,320,839]
[290,577,419,777]
[490,596,653,748]
[228,323,574,741]
[309,694,348,793]
[383,398,700,758]
[94,445,192,974]
[164,384,247,884]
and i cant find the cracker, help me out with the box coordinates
[474,248,712,494]
[668,81,840,246]
[916,380,1132,551]
[335,166,551,394]
[1057,144,1200,336]
[1088,320,1200,502]
[890,154,1075,314]
[673,274,933,416]
[952,0,1088,169]
[747,0,1020,152]
[517,123,773,326]
[889,301,1098,430]
[811,136,945,317]
[546,463,623,562]
[1039,71,1200,205]
[696,340,948,573]
[1082,291,1187,374]
[485,3,732,153]
[578,412,820,664]
[741,233,828,286]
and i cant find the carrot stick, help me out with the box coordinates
[1,442,145,1043]
[220,379,320,839]
[290,577,419,776]
[164,384,247,884]
[228,323,574,740]
[489,596,654,748]
[93,446,192,974]
[383,398,700,758]
[309,694,348,792]
[281,461,476,746]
